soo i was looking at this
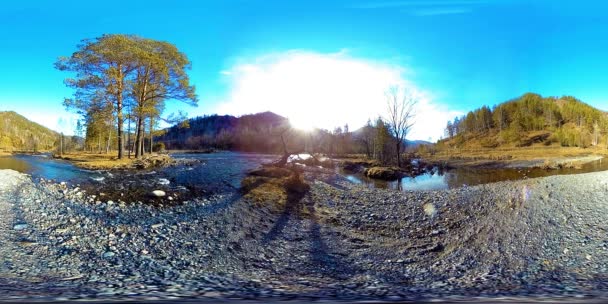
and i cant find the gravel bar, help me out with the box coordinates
[1,168,608,302]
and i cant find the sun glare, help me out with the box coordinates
[289,115,315,131]
[216,51,459,141]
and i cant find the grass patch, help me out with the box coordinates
[54,152,172,170]
[428,145,608,167]
[241,166,311,213]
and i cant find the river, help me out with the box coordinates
[342,158,608,191]
[1,153,607,200]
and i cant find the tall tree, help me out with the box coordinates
[384,86,417,167]
[129,38,197,158]
[56,34,140,159]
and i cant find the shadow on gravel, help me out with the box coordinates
[262,187,359,280]
[261,190,306,244]
[305,198,359,279]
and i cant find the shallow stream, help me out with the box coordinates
[1,153,607,198]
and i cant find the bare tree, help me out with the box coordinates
[385,86,417,167]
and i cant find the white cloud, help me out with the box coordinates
[215,50,460,142]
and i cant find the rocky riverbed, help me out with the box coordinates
[1,168,608,302]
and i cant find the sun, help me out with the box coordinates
[289,115,315,131]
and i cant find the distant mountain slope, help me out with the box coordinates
[440,93,608,149]
[406,139,432,148]
[0,111,59,152]
[158,111,289,152]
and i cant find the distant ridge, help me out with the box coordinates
[0,111,59,152]
[440,93,608,149]
[157,111,288,152]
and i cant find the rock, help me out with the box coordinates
[151,190,166,197]
[428,243,444,253]
[364,167,404,180]
[133,155,173,169]
[102,251,115,258]
[13,223,28,230]
[151,223,164,229]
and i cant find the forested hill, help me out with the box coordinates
[0,111,59,152]
[440,93,608,148]
[158,111,289,152]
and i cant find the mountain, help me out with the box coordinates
[158,111,289,152]
[0,111,59,152]
[440,93,608,149]
[405,139,432,150]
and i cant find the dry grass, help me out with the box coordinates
[242,167,311,214]
[428,144,608,167]
[241,176,288,209]
[54,152,139,170]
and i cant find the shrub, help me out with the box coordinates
[152,142,165,152]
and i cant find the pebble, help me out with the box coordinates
[13,223,28,230]
[151,190,166,197]
[1,165,608,301]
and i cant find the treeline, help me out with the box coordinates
[159,112,285,152]
[57,34,196,159]
[444,93,608,148]
[0,111,58,152]
[160,111,427,165]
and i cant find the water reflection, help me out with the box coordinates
[0,156,31,173]
[3,153,608,194]
[342,158,608,191]
[0,154,99,182]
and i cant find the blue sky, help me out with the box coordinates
[0,0,607,141]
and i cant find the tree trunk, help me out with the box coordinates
[127,114,132,159]
[135,116,144,159]
[106,127,112,154]
[149,117,154,154]
[396,142,401,167]
[116,67,124,159]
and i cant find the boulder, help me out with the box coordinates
[364,166,404,180]
[134,155,173,169]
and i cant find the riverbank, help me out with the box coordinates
[1,168,608,301]
[426,146,608,169]
[53,152,174,170]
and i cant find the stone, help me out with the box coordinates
[13,223,28,230]
[102,251,116,258]
[364,166,404,180]
[151,190,166,197]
